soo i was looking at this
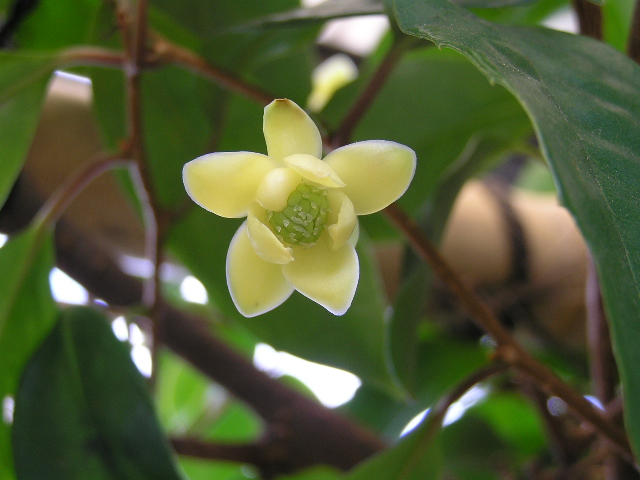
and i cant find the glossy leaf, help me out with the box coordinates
[395,0,640,457]
[12,307,184,480]
[0,226,56,480]
[0,52,57,208]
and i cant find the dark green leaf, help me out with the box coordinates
[229,0,384,32]
[14,0,103,49]
[0,51,57,207]
[342,412,442,480]
[469,0,568,26]
[0,226,56,480]
[457,0,535,7]
[471,393,545,457]
[394,0,640,458]
[142,67,215,207]
[439,414,511,480]
[387,267,431,396]
[12,306,184,480]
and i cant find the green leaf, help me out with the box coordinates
[0,51,57,207]
[470,393,545,457]
[341,412,442,480]
[0,226,56,480]
[280,466,341,480]
[603,0,635,51]
[387,267,431,396]
[155,351,211,435]
[394,0,640,458]
[457,0,536,8]
[12,306,184,480]
[13,0,103,50]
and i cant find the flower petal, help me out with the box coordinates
[247,205,294,264]
[323,140,416,214]
[227,223,294,317]
[183,152,277,218]
[282,239,359,315]
[285,154,345,188]
[263,99,322,161]
[255,167,303,212]
[326,190,357,250]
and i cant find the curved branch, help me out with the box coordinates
[382,202,633,461]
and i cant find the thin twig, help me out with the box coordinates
[171,438,262,465]
[34,152,127,228]
[382,203,633,461]
[330,35,415,148]
[151,35,274,106]
[119,0,162,309]
[58,46,126,68]
[395,363,507,478]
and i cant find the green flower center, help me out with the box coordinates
[268,183,329,248]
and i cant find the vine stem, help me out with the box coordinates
[118,0,162,311]
[382,203,634,462]
[58,46,126,68]
[150,35,274,106]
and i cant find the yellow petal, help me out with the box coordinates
[284,154,345,188]
[326,190,357,250]
[263,99,322,162]
[183,152,277,218]
[323,140,416,215]
[227,223,294,317]
[282,240,359,315]
[255,167,303,212]
[247,206,294,264]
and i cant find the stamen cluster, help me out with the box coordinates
[268,183,329,248]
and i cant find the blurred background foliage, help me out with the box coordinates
[1,0,640,478]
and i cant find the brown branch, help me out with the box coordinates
[35,152,127,228]
[330,35,416,148]
[572,0,603,40]
[58,46,126,68]
[170,437,262,465]
[382,203,633,462]
[117,2,162,310]
[150,35,274,106]
[628,0,640,64]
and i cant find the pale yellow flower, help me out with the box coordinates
[183,99,416,317]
